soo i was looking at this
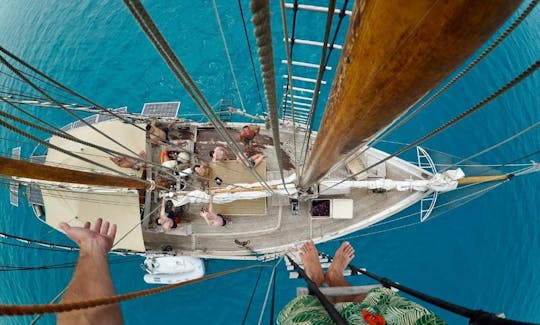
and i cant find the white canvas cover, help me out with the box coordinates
[43,120,146,252]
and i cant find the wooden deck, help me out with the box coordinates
[142,122,429,260]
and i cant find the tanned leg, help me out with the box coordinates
[325,241,366,303]
[300,240,324,287]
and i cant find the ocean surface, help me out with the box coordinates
[0,1,539,324]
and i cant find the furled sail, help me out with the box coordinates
[300,0,522,188]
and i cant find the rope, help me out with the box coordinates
[324,0,350,67]
[236,0,264,110]
[0,264,266,316]
[212,0,246,111]
[320,58,540,195]
[241,266,264,325]
[122,0,274,193]
[299,0,337,176]
[0,46,154,137]
[0,54,143,159]
[0,231,144,256]
[257,256,283,325]
[443,120,540,171]
[348,264,536,325]
[250,0,290,194]
[279,0,301,178]
[367,0,539,150]
[0,97,164,177]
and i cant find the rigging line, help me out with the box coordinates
[338,182,506,241]
[366,0,539,149]
[0,240,77,253]
[0,97,174,184]
[241,266,264,325]
[0,115,151,182]
[323,0,350,68]
[0,256,140,272]
[320,58,540,195]
[269,259,278,325]
[279,0,299,120]
[298,0,337,176]
[0,231,144,256]
[504,149,540,165]
[257,256,283,325]
[212,0,246,111]
[0,107,164,189]
[0,55,145,159]
[279,0,300,178]
[122,0,274,194]
[236,0,264,110]
[0,46,151,135]
[250,0,290,195]
[29,286,68,325]
[0,264,269,316]
[0,68,77,104]
[443,120,540,172]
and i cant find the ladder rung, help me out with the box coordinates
[286,38,343,50]
[284,115,308,121]
[286,94,313,101]
[284,106,311,113]
[286,100,311,108]
[284,3,352,17]
[281,60,332,70]
[283,75,327,85]
[284,85,317,94]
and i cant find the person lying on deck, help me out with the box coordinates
[193,161,211,178]
[209,146,228,162]
[199,194,231,227]
[277,241,445,325]
[146,118,177,145]
[238,146,265,168]
[109,150,147,171]
[239,125,260,145]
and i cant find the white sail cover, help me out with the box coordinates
[320,169,465,195]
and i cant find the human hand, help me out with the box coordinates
[59,218,117,254]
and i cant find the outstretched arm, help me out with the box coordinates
[57,218,123,325]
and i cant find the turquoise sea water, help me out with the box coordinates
[0,1,539,324]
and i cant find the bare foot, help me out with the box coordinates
[325,241,355,287]
[300,241,324,287]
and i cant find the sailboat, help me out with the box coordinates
[2,3,536,322]
[1,0,538,266]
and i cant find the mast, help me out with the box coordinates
[299,0,522,189]
[0,157,150,190]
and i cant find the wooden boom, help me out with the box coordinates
[300,0,522,189]
[0,157,150,189]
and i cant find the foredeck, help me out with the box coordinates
[142,122,428,260]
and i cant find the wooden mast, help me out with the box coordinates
[299,0,522,189]
[0,157,150,189]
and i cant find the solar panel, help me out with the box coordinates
[97,106,128,122]
[27,184,44,205]
[141,102,180,118]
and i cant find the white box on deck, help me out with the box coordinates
[331,199,353,219]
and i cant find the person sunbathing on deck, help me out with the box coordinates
[109,150,147,170]
[199,195,231,227]
[239,146,265,168]
[146,118,177,145]
[193,162,211,178]
[209,146,228,162]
